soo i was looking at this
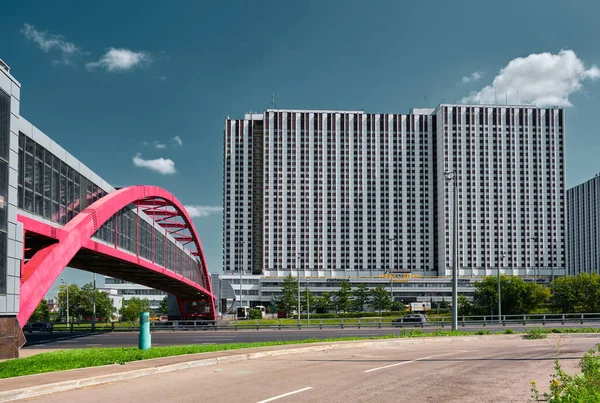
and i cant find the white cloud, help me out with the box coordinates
[132,153,176,174]
[86,48,152,72]
[171,136,183,147]
[154,141,166,149]
[21,23,82,64]
[461,71,483,84]
[462,50,600,107]
[183,205,223,218]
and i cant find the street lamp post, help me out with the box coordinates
[92,273,96,332]
[296,253,302,326]
[497,251,506,323]
[236,241,245,311]
[444,170,458,331]
[386,236,396,303]
[61,278,69,331]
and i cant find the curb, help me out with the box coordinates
[0,334,552,402]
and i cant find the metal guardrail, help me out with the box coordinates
[42,313,600,333]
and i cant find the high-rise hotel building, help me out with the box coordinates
[224,105,565,278]
[566,174,600,275]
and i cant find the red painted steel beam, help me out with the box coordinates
[18,185,215,327]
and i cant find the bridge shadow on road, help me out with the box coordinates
[23,331,110,347]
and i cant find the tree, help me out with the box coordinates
[551,274,600,313]
[352,283,369,312]
[576,273,600,313]
[334,280,353,313]
[550,276,578,313]
[473,275,549,316]
[57,283,84,322]
[457,294,472,317]
[30,299,50,322]
[80,282,116,321]
[314,292,332,313]
[369,286,391,314]
[158,296,169,314]
[120,297,152,322]
[275,275,299,316]
[248,308,262,320]
[390,300,406,312]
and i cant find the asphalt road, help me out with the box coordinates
[19,335,600,402]
[23,322,600,350]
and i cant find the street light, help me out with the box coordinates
[296,252,302,326]
[444,170,458,331]
[92,273,96,332]
[385,236,396,303]
[497,251,506,323]
[236,241,245,310]
[61,278,69,330]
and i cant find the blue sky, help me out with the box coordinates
[2,0,600,289]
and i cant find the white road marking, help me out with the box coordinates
[55,340,79,343]
[256,387,313,403]
[364,351,468,373]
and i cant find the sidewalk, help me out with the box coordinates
[0,335,523,402]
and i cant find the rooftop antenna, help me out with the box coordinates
[495,89,498,104]
[271,92,279,109]
[517,90,519,105]
[505,91,508,105]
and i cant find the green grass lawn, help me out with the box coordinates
[2,328,598,380]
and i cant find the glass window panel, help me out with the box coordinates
[60,175,66,206]
[0,162,6,230]
[34,159,43,194]
[35,144,44,161]
[25,136,34,155]
[24,154,34,190]
[59,205,66,224]
[52,170,59,203]
[24,189,33,212]
[43,198,51,219]
[18,147,23,188]
[74,182,80,213]
[0,90,8,163]
[52,202,59,222]
[44,164,51,198]
[34,194,43,216]
[0,232,6,294]
[44,148,52,165]
[17,185,23,209]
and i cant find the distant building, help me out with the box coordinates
[566,174,600,275]
[101,277,166,312]
[224,106,566,279]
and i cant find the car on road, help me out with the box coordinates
[23,322,53,333]
[392,314,428,327]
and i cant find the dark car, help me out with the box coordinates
[23,322,53,333]
[392,314,428,327]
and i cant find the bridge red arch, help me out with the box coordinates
[18,185,216,327]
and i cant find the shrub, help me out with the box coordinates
[476,330,491,335]
[524,327,548,340]
[248,309,262,320]
[504,328,515,334]
[530,344,600,402]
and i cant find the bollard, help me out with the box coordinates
[138,312,151,350]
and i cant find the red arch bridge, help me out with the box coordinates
[18,185,216,327]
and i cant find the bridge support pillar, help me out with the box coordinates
[0,317,26,359]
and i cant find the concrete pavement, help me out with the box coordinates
[2,334,599,402]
